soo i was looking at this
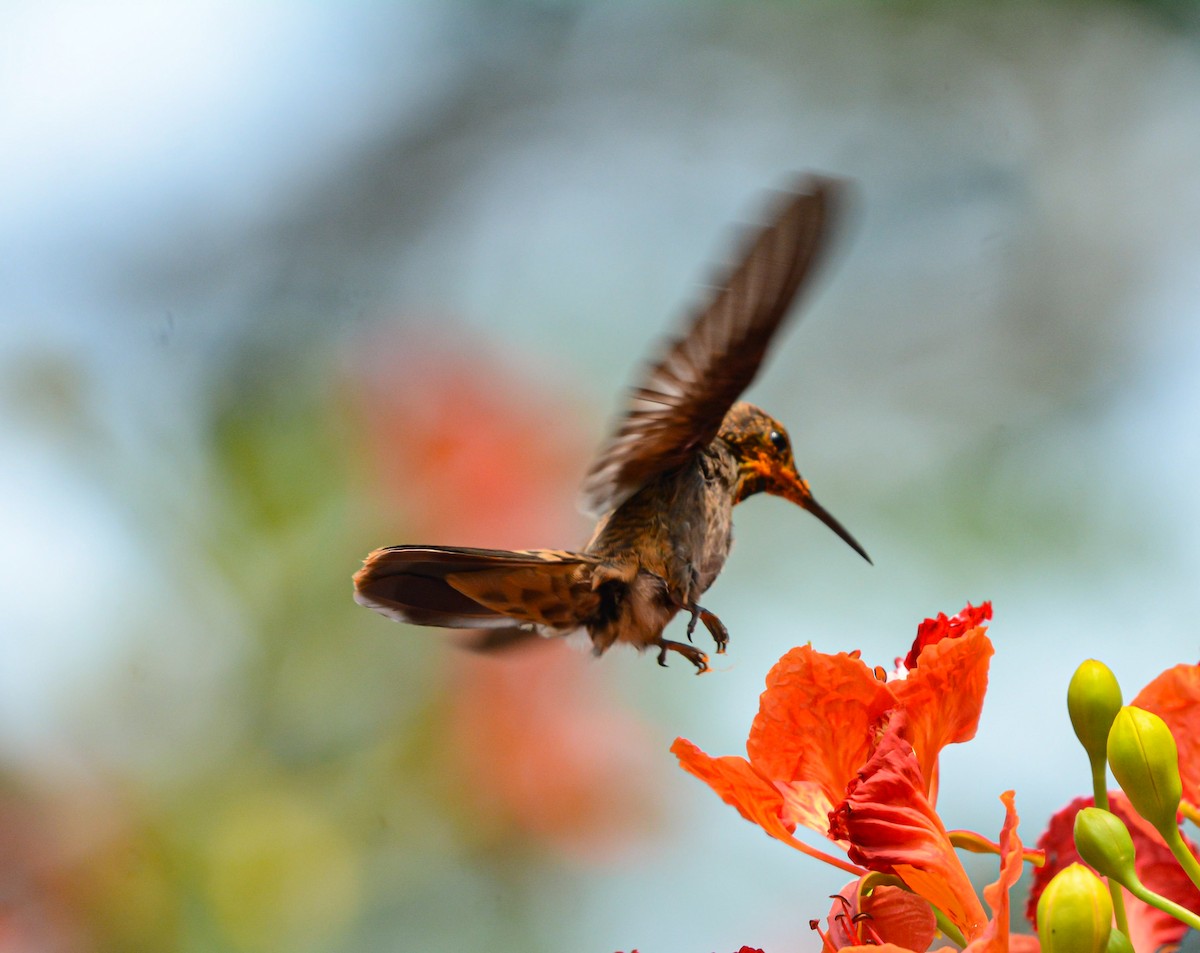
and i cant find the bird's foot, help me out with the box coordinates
[685,604,730,654]
[699,607,729,655]
[656,639,710,674]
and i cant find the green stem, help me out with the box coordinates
[1164,827,1200,894]
[933,907,967,949]
[1107,870,1130,938]
[1091,755,1130,936]
[1090,759,1109,810]
[1124,874,1200,934]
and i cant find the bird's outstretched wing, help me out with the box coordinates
[579,175,844,518]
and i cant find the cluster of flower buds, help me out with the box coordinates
[1035,659,1200,950]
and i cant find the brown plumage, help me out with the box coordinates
[354,175,870,673]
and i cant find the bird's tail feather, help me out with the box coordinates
[353,545,599,631]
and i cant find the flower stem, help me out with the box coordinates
[1090,760,1109,810]
[1107,872,1130,937]
[1123,874,1200,934]
[1164,827,1200,895]
[1089,763,1129,937]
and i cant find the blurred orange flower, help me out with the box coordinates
[352,327,587,545]
[446,645,658,860]
[352,328,659,859]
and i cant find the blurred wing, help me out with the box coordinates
[579,175,844,517]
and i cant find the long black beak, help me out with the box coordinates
[805,495,872,564]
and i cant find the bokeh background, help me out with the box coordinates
[5,2,1200,951]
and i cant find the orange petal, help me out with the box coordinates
[747,645,896,834]
[1133,664,1200,810]
[830,940,960,945]
[829,716,987,939]
[818,879,937,951]
[962,791,1025,951]
[671,738,863,876]
[891,629,993,797]
[902,602,992,670]
[865,885,938,951]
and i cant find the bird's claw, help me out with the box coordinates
[686,604,729,655]
[700,608,730,655]
[656,638,709,674]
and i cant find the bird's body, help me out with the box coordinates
[354,176,870,672]
[579,422,741,665]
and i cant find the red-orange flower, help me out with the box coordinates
[1028,793,1200,952]
[902,603,992,670]
[674,605,1011,936]
[815,790,1037,953]
[812,878,937,951]
[890,616,993,806]
[829,715,986,937]
[746,645,896,842]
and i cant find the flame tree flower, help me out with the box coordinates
[673,604,1039,945]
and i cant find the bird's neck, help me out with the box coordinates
[732,467,768,505]
[707,440,763,506]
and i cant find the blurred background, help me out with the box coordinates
[5,1,1200,950]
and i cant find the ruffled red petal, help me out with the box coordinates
[829,716,986,938]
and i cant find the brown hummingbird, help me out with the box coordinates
[354,175,870,673]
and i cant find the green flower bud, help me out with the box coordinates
[1107,706,1182,837]
[1104,929,1135,953]
[1074,807,1137,887]
[1068,660,1123,763]
[1037,863,1113,953]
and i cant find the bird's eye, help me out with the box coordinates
[768,430,789,453]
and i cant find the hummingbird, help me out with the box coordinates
[354,175,870,673]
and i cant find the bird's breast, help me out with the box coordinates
[585,452,736,601]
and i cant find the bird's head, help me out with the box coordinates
[719,402,871,563]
